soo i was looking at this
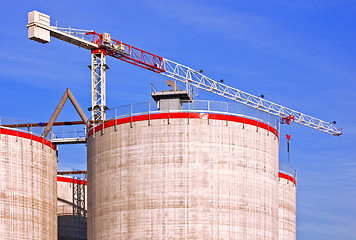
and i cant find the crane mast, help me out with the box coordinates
[27,10,342,136]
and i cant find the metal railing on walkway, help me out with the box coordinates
[0,116,87,144]
[103,100,280,132]
[279,163,297,180]
[50,128,86,144]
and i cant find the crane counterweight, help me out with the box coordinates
[27,11,50,43]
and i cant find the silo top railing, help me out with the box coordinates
[0,116,48,139]
[1,99,281,139]
[279,163,297,180]
[103,100,280,132]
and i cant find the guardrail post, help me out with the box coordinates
[101,119,104,136]
[226,102,229,126]
[187,102,190,125]
[114,107,117,131]
[275,118,278,140]
[16,119,19,142]
[148,102,151,126]
[30,124,33,144]
[130,104,133,128]
[256,108,259,132]
[267,113,270,136]
[242,105,245,129]
[207,101,210,125]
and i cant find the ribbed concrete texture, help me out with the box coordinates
[57,176,87,240]
[87,112,280,239]
[278,173,297,240]
[0,128,57,239]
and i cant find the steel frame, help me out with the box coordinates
[85,31,165,73]
[72,175,86,218]
[161,59,342,136]
[91,51,107,121]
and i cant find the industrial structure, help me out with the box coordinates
[84,82,299,238]
[57,171,87,240]
[0,120,57,239]
[0,9,339,240]
[278,164,297,239]
[88,99,279,238]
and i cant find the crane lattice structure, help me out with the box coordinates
[27,10,342,136]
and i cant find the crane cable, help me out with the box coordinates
[281,115,293,163]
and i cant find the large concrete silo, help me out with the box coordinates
[87,94,281,239]
[0,125,57,239]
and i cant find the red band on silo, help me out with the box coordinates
[87,113,279,138]
[0,127,55,150]
[278,172,296,185]
[57,176,87,185]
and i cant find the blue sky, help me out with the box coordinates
[1,0,355,239]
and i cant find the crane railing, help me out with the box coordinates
[54,27,92,39]
[161,59,342,136]
[101,100,280,133]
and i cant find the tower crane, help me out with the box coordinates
[27,10,342,136]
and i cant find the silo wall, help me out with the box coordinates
[0,127,57,239]
[57,176,87,240]
[278,171,297,240]
[87,112,280,239]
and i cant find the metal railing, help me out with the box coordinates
[0,116,46,138]
[50,18,92,40]
[279,163,297,180]
[50,128,86,141]
[0,116,87,143]
[2,99,280,141]
[150,80,195,98]
[103,100,280,132]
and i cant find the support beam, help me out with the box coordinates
[2,120,86,128]
[42,88,89,138]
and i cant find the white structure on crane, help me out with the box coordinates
[27,10,341,136]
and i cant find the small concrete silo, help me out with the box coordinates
[278,164,297,240]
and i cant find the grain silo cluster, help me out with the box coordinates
[0,94,297,239]
[7,9,343,239]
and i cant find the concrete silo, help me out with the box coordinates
[57,174,87,240]
[87,85,281,239]
[278,164,297,240]
[0,125,57,239]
